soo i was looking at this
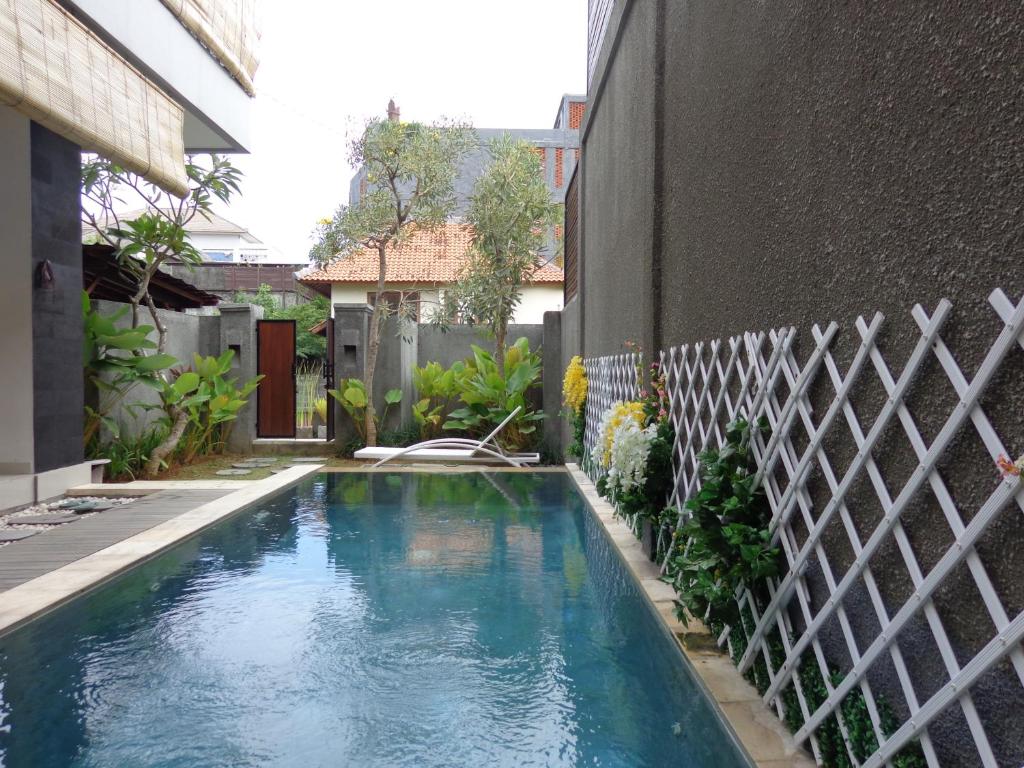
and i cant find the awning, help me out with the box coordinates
[83,244,219,310]
[160,0,259,97]
[0,0,188,196]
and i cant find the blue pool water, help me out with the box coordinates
[0,472,749,767]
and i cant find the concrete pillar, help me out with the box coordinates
[542,310,564,457]
[219,303,262,452]
[333,303,372,447]
[376,316,416,432]
[0,108,35,479]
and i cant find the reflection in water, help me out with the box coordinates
[0,473,747,768]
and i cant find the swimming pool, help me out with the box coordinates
[0,472,750,767]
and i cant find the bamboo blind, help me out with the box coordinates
[160,0,259,97]
[0,0,188,196]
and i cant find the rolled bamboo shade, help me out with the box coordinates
[0,0,188,196]
[160,0,259,97]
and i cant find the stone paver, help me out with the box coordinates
[16,513,79,525]
[216,468,252,476]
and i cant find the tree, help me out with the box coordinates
[436,135,561,374]
[82,154,243,472]
[310,113,474,445]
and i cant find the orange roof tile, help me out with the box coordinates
[298,222,564,285]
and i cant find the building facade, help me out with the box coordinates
[0,0,257,509]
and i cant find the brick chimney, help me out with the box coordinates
[387,99,400,122]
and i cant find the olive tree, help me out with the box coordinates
[436,135,561,374]
[311,115,474,446]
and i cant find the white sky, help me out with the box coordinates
[211,0,588,263]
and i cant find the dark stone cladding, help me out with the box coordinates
[31,122,83,473]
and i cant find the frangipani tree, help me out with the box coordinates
[437,135,561,374]
[311,113,474,446]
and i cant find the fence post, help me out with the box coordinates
[218,303,262,452]
[332,303,372,448]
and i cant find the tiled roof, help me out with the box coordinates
[298,223,564,285]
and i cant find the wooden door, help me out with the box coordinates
[257,320,296,438]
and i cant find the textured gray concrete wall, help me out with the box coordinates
[332,304,372,447]
[542,311,563,455]
[415,324,544,368]
[579,2,1024,763]
[578,0,657,359]
[218,304,261,452]
[560,298,581,455]
[30,123,83,473]
[93,301,209,439]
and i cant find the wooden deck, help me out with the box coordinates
[0,489,229,592]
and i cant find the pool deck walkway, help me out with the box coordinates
[0,466,322,636]
[566,464,816,768]
[0,489,230,592]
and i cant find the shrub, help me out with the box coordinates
[443,338,545,451]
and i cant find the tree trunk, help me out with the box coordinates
[363,243,389,446]
[495,317,508,377]
[145,406,189,477]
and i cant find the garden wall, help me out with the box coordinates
[570,2,1024,765]
[333,304,550,446]
[91,301,254,450]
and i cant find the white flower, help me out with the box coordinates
[607,419,657,499]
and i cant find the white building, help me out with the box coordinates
[298,222,563,325]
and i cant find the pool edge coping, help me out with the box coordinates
[0,464,323,638]
[565,463,816,768]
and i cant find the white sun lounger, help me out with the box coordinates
[354,406,541,467]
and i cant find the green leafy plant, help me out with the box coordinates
[328,379,402,442]
[98,428,167,482]
[82,292,176,448]
[144,351,262,473]
[443,338,545,451]
[410,360,473,439]
[313,397,328,425]
[669,416,780,628]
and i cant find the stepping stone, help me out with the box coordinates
[232,462,264,469]
[0,529,38,541]
[57,499,92,510]
[216,468,252,476]
[77,502,113,514]
[290,457,329,463]
[270,467,291,474]
[16,513,79,525]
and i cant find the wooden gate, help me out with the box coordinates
[256,320,296,438]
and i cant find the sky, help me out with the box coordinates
[211,0,588,263]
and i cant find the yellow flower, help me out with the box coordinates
[562,356,588,415]
[599,401,646,467]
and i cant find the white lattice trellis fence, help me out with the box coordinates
[582,352,641,474]
[580,290,1024,768]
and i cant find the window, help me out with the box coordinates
[203,250,233,262]
[367,291,421,321]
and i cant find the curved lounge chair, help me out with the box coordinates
[354,406,540,468]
